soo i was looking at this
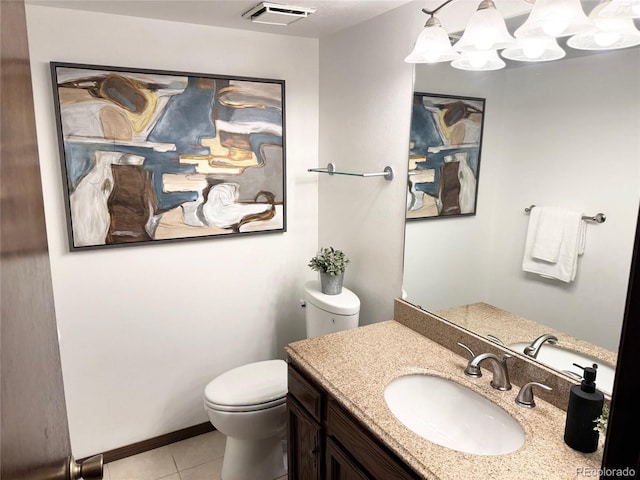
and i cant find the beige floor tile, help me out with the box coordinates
[158,475,180,480]
[108,445,177,480]
[168,431,226,471]
[102,463,110,480]
[178,457,224,480]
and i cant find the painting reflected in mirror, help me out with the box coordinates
[407,93,485,219]
[402,46,640,395]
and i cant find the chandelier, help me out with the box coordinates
[405,0,640,70]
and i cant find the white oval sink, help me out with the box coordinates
[384,374,525,456]
[508,343,615,395]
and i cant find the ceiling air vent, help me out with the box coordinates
[241,2,316,26]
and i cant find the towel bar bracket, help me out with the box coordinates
[524,205,606,224]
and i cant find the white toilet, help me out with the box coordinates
[203,282,360,480]
[303,280,360,338]
[204,360,288,480]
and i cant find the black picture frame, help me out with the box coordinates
[50,62,286,250]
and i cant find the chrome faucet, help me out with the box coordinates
[457,342,480,376]
[515,382,552,408]
[464,352,513,391]
[486,334,506,346]
[523,334,558,359]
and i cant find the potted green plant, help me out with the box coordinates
[594,402,609,438]
[308,247,350,295]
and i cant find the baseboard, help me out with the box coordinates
[85,422,215,464]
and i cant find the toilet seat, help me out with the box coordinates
[204,359,287,413]
[205,395,286,413]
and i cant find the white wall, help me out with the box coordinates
[317,3,416,324]
[485,50,640,351]
[26,5,319,458]
[404,50,640,352]
[315,0,531,324]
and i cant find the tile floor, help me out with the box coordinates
[105,431,288,480]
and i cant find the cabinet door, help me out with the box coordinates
[288,397,322,480]
[326,438,371,480]
[327,401,419,480]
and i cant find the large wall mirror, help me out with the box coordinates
[402,26,640,396]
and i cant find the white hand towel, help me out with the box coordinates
[531,207,566,263]
[577,218,587,256]
[522,208,586,283]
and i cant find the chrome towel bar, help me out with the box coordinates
[524,205,606,223]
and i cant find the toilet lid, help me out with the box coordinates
[204,359,287,409]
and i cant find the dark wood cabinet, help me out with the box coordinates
[326,400,418,480]
[326,438,371,480]
[288,364,324,480]
[288,397,322,480]
[287,361,420,480]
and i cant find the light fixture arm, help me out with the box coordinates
[421,0,457,19]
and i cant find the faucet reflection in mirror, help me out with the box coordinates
[406,0,640,70]
[441,303,618,395]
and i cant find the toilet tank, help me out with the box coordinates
[303,280,360,339]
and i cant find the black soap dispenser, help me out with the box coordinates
[563,363,604,453]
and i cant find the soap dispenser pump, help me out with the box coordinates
[563,363,604,453]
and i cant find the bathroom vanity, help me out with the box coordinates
[288,359,417,479]
[285,315,603,480]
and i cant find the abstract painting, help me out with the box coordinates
[407,92,485,220]
[50,63,286,250]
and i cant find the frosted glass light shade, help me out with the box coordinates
[453,1,515,52]
[502,36,566,61]
[568,2,640,49]
[451,50,506,71]
[515,0,593,38]
[406,20,460,63]
[599,0,640,18]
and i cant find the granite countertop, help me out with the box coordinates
[286,320,603,480]
[435,302,617,369]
